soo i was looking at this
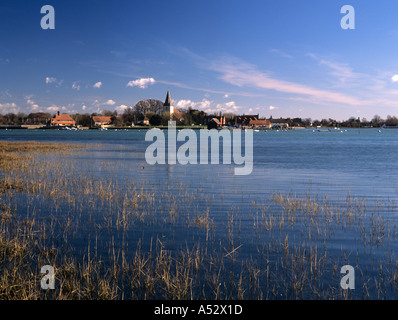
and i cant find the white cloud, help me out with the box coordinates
[223,94,230,98]
[219,101,241,113]
[196,99,212,110]
[72,82,81,91]
[307,54,365,89]
[269,106,278,110]
[225,101,237,108]
[93,81,102,88]
[82,105,86,110]
[175,98,211,111]
[176,99,193,109]
[1,102,16,108]
[45,77,63,87]
[175,48,398,110]
[46,77,57,84]
[392,75,398,82]
[91,99,101,112]
[209,56,364,106]
[126,78,156,89]
[46,103,75,113]
[25,96,40,111]
[104,99,116,106]
[0,102,18,113]
[180,99,241,114]
[46,105,59,112]
[115,104,131,113]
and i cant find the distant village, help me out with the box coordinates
[0,91,397,130]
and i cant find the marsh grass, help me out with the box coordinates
[1,141,398,299]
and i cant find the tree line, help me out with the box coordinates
[0,98,396,128]
[296,115,398,128]
[0,99,208,127]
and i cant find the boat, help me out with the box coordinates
[317,129,331,132]
[59,126,78,131]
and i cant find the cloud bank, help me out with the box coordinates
[208,57,363,106]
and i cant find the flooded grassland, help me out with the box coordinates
[1,138,398,300]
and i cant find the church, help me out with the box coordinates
[163,90,174,115]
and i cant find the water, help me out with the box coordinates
[2,128,397,199]
[2,128,398,299]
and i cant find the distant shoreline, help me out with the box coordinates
[0,125,207,131]
[0,125,394,131]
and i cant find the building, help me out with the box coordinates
[207,118,222,130]
[204,112,226,128]
[249,119,272,129]
[142,115,150,126]
[233,114,259,127]
[51,112,76,126]
[164,91,174,115]
[92,116,113,127]
[268,117,292,129]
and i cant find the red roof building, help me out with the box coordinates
[51,113,76,126]
[249,119,272,128]
[92,116,113,126]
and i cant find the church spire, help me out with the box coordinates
[164,90,172,107]
[163,90,174,115]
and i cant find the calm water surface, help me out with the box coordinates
[2,128,397,199]
[2,128,398,298]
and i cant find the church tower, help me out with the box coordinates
[164,90,174,115]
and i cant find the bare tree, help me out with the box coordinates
[386,115,398,126]
[134,99,164,115]
[371,114,383,127]
[122,107,140,125]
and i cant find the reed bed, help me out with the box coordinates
[0,141,398,299]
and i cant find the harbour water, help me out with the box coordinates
[1,128,398,299]
[2,128,398,199]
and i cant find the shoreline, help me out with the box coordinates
[0,125,394,131]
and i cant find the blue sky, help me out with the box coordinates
[1,0,398,120]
